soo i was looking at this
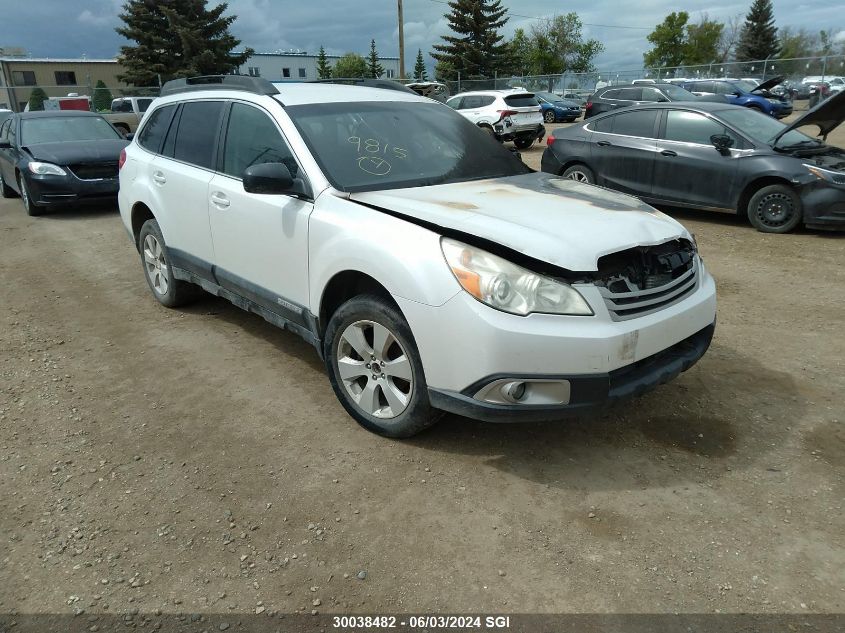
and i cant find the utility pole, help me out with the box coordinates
[397,0,406,79]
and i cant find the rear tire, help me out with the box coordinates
[514,137,535,150]
[747,184,802,233]
[138,218,197,307]
[561,164,595,184]
[324,294,440,438]
[18,174,45,216]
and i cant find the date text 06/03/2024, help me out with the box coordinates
[332,615,512,629]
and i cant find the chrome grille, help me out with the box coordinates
[598,258,699,321]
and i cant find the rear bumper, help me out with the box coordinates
[429,321,715,422]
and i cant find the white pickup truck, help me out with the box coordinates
[102,97,156,135]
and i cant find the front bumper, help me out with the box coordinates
[397,260,717,421]
[26,171,119,206]
[799,180,845,230]
[429,322,714,422]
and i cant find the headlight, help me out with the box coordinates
[28,162,67,176]
[804,164,845,185]
[440,238,593,316]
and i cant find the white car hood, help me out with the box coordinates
[350,172,689,271]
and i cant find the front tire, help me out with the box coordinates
[324,294,440,438]
[138,218,196,307]
[747,184,803,233]
[544,110,557,123]
[18,174,45,216]
[514,137,535,150]
[562,164,595,184]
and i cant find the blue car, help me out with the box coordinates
[533,91,582,123]
[681,77,793,119]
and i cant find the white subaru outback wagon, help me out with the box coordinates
[118,75,716,438]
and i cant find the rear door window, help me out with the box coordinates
[171,101,225,169]
[591,115,613,133]
[137,104,176,154]
[601,89,620,100]
[641,87,664,102]
[609,109,658,137]
[616,87,642,101]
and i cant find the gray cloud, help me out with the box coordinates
[0,0,840,71]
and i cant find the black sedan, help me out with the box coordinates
[584,83,724,119]
[0,111,128,216]
[541,94,845,233]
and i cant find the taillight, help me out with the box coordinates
[496,109,519,121]
[119,148,127,170]
[585,102,593,111]
[546,134,555,146]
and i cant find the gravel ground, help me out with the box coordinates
[0,118,843,618]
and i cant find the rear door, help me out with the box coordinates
[149,100,225,273]
[651,109,742,209]
[207,101,313,313]
[589,109,659,196]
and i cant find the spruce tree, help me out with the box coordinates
[413,49,428,80]
[92,80,113,112]
[116,0,253,86]
[431,0,509,79]
[736,0,779,61]
[367,40,385,79]
[316,45,332,79]
[27,87,48,111]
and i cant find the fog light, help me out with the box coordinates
[474,378,571,405]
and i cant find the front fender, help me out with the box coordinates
[308,194,461,313]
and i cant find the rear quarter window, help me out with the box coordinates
[137,104,176,154]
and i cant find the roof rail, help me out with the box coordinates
[160,75,280,97]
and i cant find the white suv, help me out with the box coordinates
[446,90,545,148]
[118,76,716,438]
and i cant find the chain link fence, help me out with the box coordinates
[438,55,845,109]
[0,83,160,112]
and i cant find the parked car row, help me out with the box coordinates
[445,89,546,148]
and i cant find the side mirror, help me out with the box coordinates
[731,91,742,97]
[710,134,734,153]
[0,139,10,149]
[242,162,294,195]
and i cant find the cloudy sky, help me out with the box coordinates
[0,0,842,71]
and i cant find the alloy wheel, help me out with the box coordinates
[336,320,413,419]
[143,234,169,295]
[566,170,590,183]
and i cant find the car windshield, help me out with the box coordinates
[21,116,121,145]
[661,85,697,100]
[718,108,817,146]
[534,91,561,103]
[286,101,531,193]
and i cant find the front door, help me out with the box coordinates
[651,109,741,209]
[207,101,313,321]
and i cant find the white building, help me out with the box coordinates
[235,51,402,81]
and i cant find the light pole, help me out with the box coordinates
[397,0,406,79]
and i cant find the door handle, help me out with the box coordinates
[660,149,678,157]
[210,192,230,209]
[152,171,166,185]
[596,140,611,147]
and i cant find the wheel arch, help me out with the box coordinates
[318,270,401,337]
[557,159,595,177]
[737,176,795,219]
[130,202,155,250]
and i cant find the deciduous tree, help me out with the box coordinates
[332,53,368,78]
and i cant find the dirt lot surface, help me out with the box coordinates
[1,117,844,620]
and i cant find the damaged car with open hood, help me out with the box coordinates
[543,90,845,233]
[118,75,717,438]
